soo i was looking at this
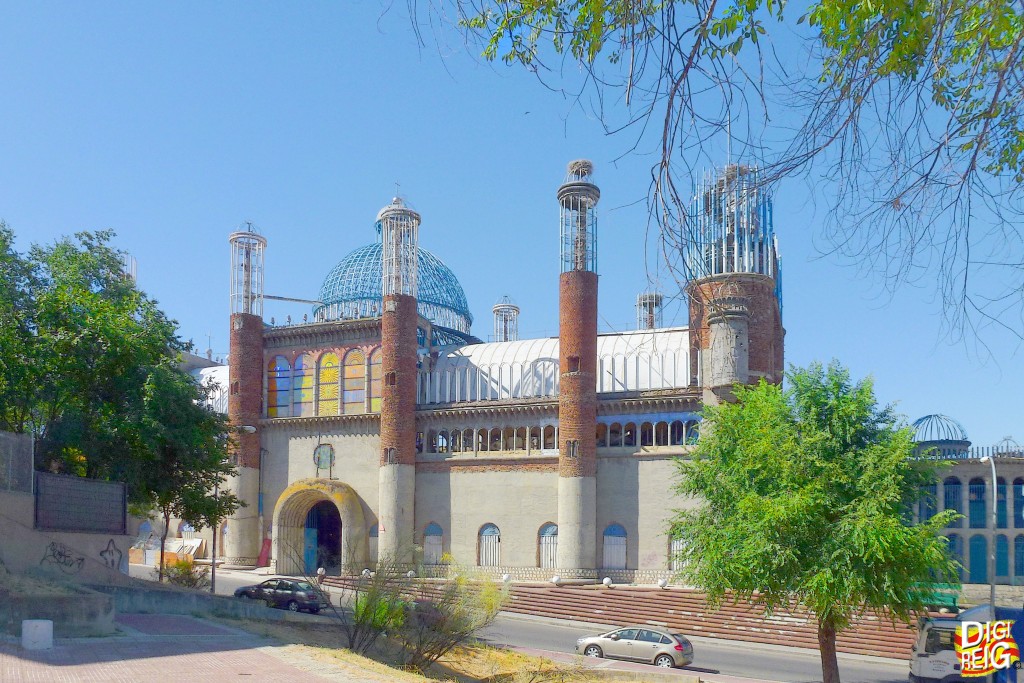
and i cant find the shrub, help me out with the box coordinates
[160,558,210,589]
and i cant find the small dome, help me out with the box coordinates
[314,242,472,334]
[912,414,969,443]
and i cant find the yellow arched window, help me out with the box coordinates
[368,348,382,412]
[267,356,290,418]
[317,353,340,416]
[293,354,314,417]
[344,350,366,414]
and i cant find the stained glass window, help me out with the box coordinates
[318,353,340,416]
[293,354,314,417]
[267,356,291,418]
[344,350,366,414]
[369,348,382,412]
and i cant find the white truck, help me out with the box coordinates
[910,604,1023,683]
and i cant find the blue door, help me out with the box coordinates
[303,528,318,574]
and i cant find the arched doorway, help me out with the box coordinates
[272,479,369,576]
[305,501,342,574]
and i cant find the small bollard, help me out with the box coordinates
[22,620,53,650]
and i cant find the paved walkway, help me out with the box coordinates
[0,613,388,682]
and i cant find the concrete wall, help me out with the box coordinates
[415,468,558,567]
[260,412,694,574]
[597,453,696,571]
[0,490,133,585]
[262,421,382,531]
[2,592,115,637]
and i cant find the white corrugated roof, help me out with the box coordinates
[191,365,229,414]
[419,327,691,404]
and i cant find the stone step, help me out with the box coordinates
[320,577,919,659]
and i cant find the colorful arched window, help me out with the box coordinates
[317,352,340,416]
[343,350,366,414]
[293,354,314,417]
[267,356,291,418]
[369,348,382,412]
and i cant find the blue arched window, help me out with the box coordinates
[368,524,378,538]
[1015,535,1024,577]
[479,524,500,567]
[424,523,443,564]
[539,523,558,569]
[997,534,1009,577]
[604,523,627,537]
[1014,479,1024,528]
[685,421,700,444]
[918,483,937,523]
[603,523,627,570]
[969,534,988,583]
[947,533,964,581]
[969,478,987,528]
[944,477,963,528]
[998,477,1008,528]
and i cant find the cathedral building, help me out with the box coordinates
[222,160,785,580]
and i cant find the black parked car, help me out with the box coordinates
[234,578,330,614]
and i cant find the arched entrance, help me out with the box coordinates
[272,479,369,576]
[305,501,342,574]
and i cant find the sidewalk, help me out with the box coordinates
[0,613,387,682]
[506,644,781,683]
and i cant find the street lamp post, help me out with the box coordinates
[981,455,998,618]
[211,480,219,594]
[980,454,999,683]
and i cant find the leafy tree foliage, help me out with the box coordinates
[671,362,958,683]
[0,227,239,574]
[440,0,1024,338]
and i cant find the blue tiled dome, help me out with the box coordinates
[912,414,969,443]
[314,242,473,334]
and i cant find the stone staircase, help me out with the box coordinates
[504,584,920,660]
[321,577,924,660]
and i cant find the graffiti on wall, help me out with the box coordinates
[40,541,84,574]
[100,538,124,572]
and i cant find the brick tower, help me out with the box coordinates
[225,225,266,568]
[556,160,600,576]
[686,165,784,402]
[376,198,420,565]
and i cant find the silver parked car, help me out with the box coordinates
[576,626,694,668]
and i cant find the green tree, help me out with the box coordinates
[137,360,241,581]
[0,223,38,433]
[438,0,1024,338]
[0,227,241,574]
[671,361,958,683]
[27,230,184,485]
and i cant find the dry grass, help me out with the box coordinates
[0,561,82,596]
[217,616,676,683]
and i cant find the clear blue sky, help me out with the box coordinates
[1,3,1019,446]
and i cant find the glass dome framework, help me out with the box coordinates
[314,241,473,335]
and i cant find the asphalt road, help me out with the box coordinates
[478,613,910,683]
[130,566,910,683]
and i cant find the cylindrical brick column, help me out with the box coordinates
[557,269,598,574]
[688,273,783,400]
[224,311,263,568]
[377,293,418,564]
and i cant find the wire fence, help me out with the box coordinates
[0,430,33,494]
